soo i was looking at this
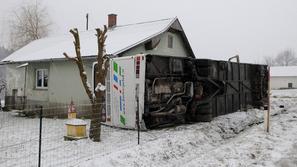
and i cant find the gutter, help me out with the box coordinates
[0,55,98,65]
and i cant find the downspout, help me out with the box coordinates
[24,66,27,97]
[23,65,27,110]
[228,55,241,110]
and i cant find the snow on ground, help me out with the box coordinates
[1,89,297,167]
[185,108,297,167]
[271,89,297,98]
[80,97,297,167]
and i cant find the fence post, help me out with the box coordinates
[137,119,140,145]
[38,106,43,167]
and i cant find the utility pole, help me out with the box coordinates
[264,66,270,133]
[86,13,89,31]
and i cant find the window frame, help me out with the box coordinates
[35,69,48,89]
[168,34,173,48]
[288,82,293,88]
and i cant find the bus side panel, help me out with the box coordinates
[135,55,146,129]
[110,57,136,129]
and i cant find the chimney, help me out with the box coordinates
[108,14,117,28]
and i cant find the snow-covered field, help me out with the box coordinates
[271,89,297,98]
[1,89,297,167]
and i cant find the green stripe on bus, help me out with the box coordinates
[113,62,118,73]
[120,115,126,125]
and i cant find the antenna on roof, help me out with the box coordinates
[86,13,89,31]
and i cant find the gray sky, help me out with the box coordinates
[0,0,297,63]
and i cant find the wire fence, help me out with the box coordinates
[0,102,143,167]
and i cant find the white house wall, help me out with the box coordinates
[6,60,93,106]
[120,32,189,57]
[271,76,297,89]
[26,62,49,102]
[48,60,92,104]
[6,64,26,97]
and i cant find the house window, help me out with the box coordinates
[288,83,293,88]
[168,35,173,48]
[36,69,48,89]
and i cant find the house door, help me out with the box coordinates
[12,89,18,109]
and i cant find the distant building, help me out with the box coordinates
[270,66,297,89]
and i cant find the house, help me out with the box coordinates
[1,14,195,116]
[270,66,297,89]
[0,47,12,103]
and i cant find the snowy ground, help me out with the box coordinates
[1,89,297,167]
[271,89,297,98]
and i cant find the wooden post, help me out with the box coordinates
[264,66,270,132]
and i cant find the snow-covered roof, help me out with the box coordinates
[3,17,193,63]
[270,66,297,77]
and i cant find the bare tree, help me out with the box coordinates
[275,49,297,66]
[262,56,275,66]
[63,26,108,142]
[9,2,51,50]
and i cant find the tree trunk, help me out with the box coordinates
[89,26,108,141]
[89,103,100,141]
[89,92,104,141]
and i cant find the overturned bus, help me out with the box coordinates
[94,54,268,130]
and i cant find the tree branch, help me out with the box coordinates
[63,52,78,62]
[63,28,94,103]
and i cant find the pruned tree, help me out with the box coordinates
[275,49,297,66]
[9,2,51,50]
[63,26,108,142]
[262,56,275,66]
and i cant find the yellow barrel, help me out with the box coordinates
[65,119,87,140]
